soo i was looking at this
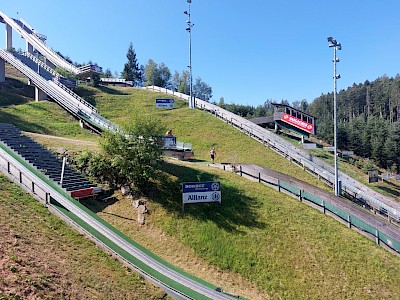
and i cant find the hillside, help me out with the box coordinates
[0,174,168,299]
[1,77,400,299]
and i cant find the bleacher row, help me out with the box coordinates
[0,123,100,199]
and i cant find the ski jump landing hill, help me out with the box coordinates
[0,9,399,299]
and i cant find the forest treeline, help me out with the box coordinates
[308,75,400,172]
[221,75,400,172]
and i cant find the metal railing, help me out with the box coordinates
[0,50,121,133]
[143,86,400,222]
[52,77,97,113]
[236,164,400,255]
[20,51,59,79]
[0,11,81,75]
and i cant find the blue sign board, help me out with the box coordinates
[182,181,221,204]
[156,98,174,109]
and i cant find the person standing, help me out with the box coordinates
[209,147,216,164]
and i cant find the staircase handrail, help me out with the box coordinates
[52,77,97,113]
[20,51,60,79]
[0,11,80,75]
[0,50,81,115]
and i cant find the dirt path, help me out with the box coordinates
[23,132,100,152]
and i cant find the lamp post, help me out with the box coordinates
[184,0,194,109]
[327,37,341,196]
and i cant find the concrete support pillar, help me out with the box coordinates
[26,41,33,54]
[35,87,47,101]
[0,58,5,82]
[6,23,12,50]
[301,135,305,144]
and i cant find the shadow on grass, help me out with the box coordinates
[101,211,136,221]
[97,85,130,95]
[74,86,97,107]
[376,185,400,197]
[0,110,48,133]
[152,161,266,233]
[186,158,207,163]
[82,194,119,214]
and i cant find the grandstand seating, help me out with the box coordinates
[0,123,100,198]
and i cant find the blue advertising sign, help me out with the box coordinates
[156,98,174,109]
[182,181,221,204]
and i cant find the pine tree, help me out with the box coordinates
[122,42,142,86]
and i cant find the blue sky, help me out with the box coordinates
[2,1,400,106]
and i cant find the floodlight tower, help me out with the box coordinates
[327,36,341,196]
[184,0,194,109]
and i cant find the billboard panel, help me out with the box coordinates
[156,98,174,109]
[182,181,221,204]
[281,113,314,133]
[368,169,379,183]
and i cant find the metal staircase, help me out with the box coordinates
[0,49,118,132]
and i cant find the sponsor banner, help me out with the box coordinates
[281,113,314,133]
[90,65,103,73]
[182,181,221,204]
[156,98,174,109]
[71,187,94,198]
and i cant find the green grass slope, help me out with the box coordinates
[88,86,328,190]
[0,174,168,299]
